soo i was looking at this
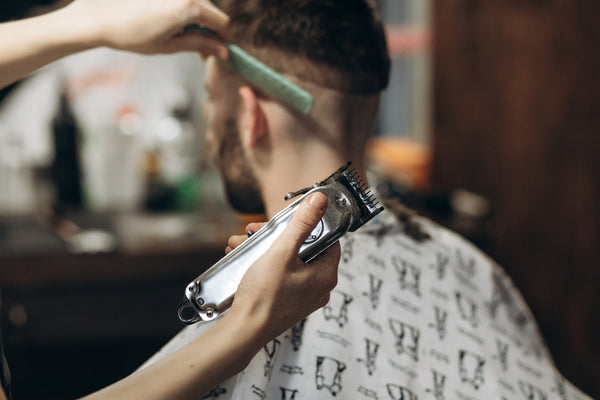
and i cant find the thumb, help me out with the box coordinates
[279,192,328,255]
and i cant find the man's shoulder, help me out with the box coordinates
[348,208,488,258]
[342,207,546,342]
[345,208,513,294]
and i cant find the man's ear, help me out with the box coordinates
[238,86,267,147]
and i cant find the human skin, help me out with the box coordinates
[0,0,230,89]
[78,192,340,400]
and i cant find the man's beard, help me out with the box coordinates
[213,117,266,215]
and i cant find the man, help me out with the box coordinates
[144,0,591,398]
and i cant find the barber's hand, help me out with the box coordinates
[225,192,341,344]
[62,0,230,58]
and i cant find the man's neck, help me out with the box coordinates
[257,151,366,218]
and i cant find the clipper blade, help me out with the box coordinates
[320,162,384,231]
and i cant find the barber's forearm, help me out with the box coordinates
[0,7,99,89]
[0,0,232,89]
[80,311,264,400]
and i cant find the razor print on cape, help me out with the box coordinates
[315,356,346,396]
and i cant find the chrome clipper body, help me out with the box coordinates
[177,162,383,324]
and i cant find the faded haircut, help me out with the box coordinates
[217,0,390,94]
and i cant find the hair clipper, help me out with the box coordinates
[177,162,383,324]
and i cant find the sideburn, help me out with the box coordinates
[219,117,266,215]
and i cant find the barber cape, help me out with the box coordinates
[141,210,591,400]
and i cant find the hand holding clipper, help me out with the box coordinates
[177,162,383,324]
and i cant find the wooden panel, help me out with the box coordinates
[1,248,223,399]
[432,0,600,397]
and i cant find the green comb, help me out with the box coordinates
[184,25,313,115]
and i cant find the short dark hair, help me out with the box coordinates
[219,0,390,94]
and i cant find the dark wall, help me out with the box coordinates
[432,0,599,397]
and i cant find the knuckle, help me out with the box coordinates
[222,17,231,30]
[194,4,205,19]
[325,272,338,291]
[319,293,331,308]
[330,243,341,263]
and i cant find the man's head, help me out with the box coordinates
[220,0,390,94]
[204,0,390,215]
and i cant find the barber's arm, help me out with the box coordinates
[0,0,229,89]
[81,192,340,400]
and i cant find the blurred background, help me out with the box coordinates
[0,0,598,398]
